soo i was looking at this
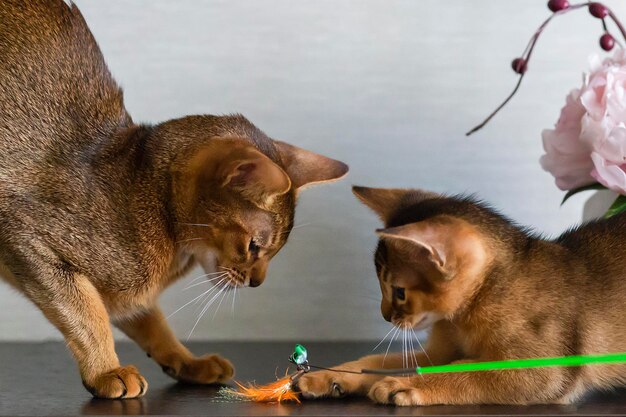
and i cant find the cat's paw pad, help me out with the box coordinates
[296,372,350,399]
[83,365,148,399]
[368,377,423,406]
[163,354,234,384]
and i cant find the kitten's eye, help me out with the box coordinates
[393,286,405,301]
[248,238,261,257]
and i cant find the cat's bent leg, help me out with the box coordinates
[368,362,568,406]
[114,306,233,384]
[24,271,146,398]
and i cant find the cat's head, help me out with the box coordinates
[166,115,348,288]
[353,186,497,330]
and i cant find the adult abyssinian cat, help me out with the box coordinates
[0,0,348,399]
[298,186,626,405]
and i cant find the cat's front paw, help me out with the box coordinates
[296,370,366,399]
[368,377,423,406]
[83,365,148,399]
[161,354,234,384]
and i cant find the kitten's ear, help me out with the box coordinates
[218,146,291,204]
[376,219,488,280]
[352,186,409,222]
[353,186,439,222]
[376,223,447,275]
[273,141,349,190]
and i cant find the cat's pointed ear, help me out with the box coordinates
[218,146,291,205]
[183,139,291,208]
[273,141,349,190]
[376,224,447,275]
[352,186,409,222]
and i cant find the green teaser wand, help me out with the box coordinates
[290,344,626,377]
[218,345,626,403]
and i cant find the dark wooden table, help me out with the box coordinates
[2,341,626,416]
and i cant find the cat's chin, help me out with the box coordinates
[193,251,247,288]
[415,312,443,330]
[194,250,218,273]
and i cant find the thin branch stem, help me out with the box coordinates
[467,2,626,136]
[608,9,626,42]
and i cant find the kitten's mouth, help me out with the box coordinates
[393,314,430,330]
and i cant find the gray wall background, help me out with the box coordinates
[1,0,623,341]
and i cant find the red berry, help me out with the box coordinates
[511,58,527,74]
[547,0,569,12]
[600,33,615,51]
[589,3,609,18]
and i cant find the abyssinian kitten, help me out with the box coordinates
[0,0,348,399]
[298,186,626,405]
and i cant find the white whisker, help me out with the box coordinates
[187,281,228,340]
[402,328,409,368]
[167,285,218,319]
[382,326,400,367]
[404,328,410,369]
[193,279,226,311]
[178,222,211,227]
[411,328,429,382]
[176,237,206,244]
[186,271,226,286]
[202,284,229,319]
[211,286,231,321]
[183,274,227,290]
[402,329,407,369]
[400,329,404,369]
[408,330,417,369]
[405,329,409,369]
[372,326,396,352]
[412,328,433,366]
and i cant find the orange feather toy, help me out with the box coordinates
[217,344,310,403]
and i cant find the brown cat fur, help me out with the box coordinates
[297,186,626,405]
[0,0,347,398]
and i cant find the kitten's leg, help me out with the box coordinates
[296,353,405,398]
[24,272,147,398]
[114,306,234,384]
[368,360,567,406]
[298,322,460,399]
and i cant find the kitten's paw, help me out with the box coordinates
[162,354,234,384]
[368,377,423,406]
[296,371,364,399]
[83,365,148,399]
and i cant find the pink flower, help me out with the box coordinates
[541,50,626,194]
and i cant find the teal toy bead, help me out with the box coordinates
[290,344,308,365]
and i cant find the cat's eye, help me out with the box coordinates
[393,286,405,301]
[248,238,261,257]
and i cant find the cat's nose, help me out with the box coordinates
[249,263,267,287]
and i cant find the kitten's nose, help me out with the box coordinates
[249,277,263,287]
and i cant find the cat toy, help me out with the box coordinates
[218,344,626,403]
